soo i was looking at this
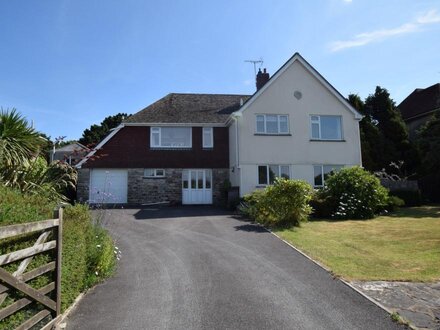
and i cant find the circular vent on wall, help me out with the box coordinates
[294,90,302,100]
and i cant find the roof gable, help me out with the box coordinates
[234,53,362,120]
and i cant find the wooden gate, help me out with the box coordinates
[0,208,63,329]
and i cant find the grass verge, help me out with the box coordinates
[274,206,440,282]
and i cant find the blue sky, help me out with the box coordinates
[1,0,439,140]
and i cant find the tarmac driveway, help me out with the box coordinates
[67,206,405,330]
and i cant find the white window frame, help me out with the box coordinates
[313,164,343,187]
[257,165,291,186]
[144,168,165,178]
[310,115,343,140]
[202,127,214,148]
[150,127,192,148]
[255,114,289,134]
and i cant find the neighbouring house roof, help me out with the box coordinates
[124,93,251,124]
[398,83,440,121]
[54,142,88,153]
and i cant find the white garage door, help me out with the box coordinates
[89,169,128,204]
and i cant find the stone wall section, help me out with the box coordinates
[127,168,182,204]
[127,168,229,205]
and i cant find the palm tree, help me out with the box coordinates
[0,108,46,168]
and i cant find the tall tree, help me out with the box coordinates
[364,86,417,174]
[416,112,440,201]
[348,94,383,171]
[417,112,440,176]
[79,113,130,146]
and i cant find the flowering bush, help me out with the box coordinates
[240,178,313,227]
[322,166,389,219]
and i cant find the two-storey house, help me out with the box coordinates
[76,53,362,205]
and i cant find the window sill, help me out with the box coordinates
[202,147,214,150]
[150,147,192,150]
[254,133,291,136]
[143,176,166,179]
[309,139,345,142]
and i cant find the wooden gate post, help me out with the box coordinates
[53,207,63,317]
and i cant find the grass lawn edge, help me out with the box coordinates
[266,228,417,330]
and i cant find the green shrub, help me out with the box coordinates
[239,189,267,221]
[0,185,56,225]
[309,192,336,218]
[323,166,389,219]
[0,187,116,328]
[240,178,313,227]
[62,205,116,310]
[390,190,422,207]
[385,195,405,211]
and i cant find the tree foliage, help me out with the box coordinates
[348,87,419,175]
[417,112,440,176]
[0,109,76,202]
[78,113,130,146]
[0,108,46,168]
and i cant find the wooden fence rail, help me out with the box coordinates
[0,208,63,329]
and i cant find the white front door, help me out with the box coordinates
[89,169,128,204]
[182,169,212,205]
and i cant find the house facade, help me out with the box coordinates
[397,83,440,139]
[76,53,362,205]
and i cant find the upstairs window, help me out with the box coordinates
[256,115,289,134]
[258,165,290,185]
[151,127,192,148]
[202,127,213,148]
[313,165,343,187]
[310,115,342,140]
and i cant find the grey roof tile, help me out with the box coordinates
[124,93,251,124]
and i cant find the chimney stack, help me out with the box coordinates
[256,68,270,91]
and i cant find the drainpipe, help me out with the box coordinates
[231,112,242,195]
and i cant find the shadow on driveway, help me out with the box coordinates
[133,205,234,220]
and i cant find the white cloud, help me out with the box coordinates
[342,0,353,3]
[330,9,440,52]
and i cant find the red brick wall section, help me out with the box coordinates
[83,126,229,168]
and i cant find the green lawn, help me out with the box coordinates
[275,206,440,282]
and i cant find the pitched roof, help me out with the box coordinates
[398,83,440,120]
[235,52,363,120]
[124,93,251,124]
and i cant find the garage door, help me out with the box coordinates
[89,169,128,204]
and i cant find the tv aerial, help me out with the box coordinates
[245,58,263,77]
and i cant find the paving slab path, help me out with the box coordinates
[353,281,440,329]
[67,207,406,330]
